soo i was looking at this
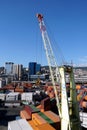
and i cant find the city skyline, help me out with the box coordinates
[0,0,87,67]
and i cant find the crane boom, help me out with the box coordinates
[36,14,61,117]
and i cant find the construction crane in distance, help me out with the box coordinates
[36,14,81,130]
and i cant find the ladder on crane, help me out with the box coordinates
[36,14,81,130]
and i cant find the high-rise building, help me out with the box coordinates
[36,64,41,74]
[18,64,23,80]
[5,62,14,74]
[13,64,23,80]
[0,67,5,74]
[29,62,41,75]
[29,62,36,75]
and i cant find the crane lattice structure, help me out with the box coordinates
[36,14,61,117]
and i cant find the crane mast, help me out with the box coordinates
[36,14,81,130]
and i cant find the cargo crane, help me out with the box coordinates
[36,14,81,130]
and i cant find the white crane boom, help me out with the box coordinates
[36,14,61,117]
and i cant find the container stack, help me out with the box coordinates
[19,102,60,130]
[6,92,20,101]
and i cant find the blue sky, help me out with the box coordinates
[0,0,87,67]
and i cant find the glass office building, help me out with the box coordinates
[5,62,14,74]
[29,62,41,75]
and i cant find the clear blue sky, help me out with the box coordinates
[0,0,87,67]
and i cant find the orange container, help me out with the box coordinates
[32,113,47,126]
[82,101,87,108]
[37,105,42,109]
[37,123,56,130]
[15,88,24,93]
[20,110,31,120]
[32,111,60,130]
[28,121,56,130]
[28,120,37,129]
[84,95,87,101]
[76,85,81,90]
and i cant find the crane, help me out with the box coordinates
[36,14,81,130]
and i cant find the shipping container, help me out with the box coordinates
[8,119,33,130]
[32,113,47,126]
[41,97,51,111]
[21,92,33,101]
[0,93,6,100]
[29,120,56,130]
[84,95,87,101]
[5,102,20,107]
[28,120,37,129]
[15,88,24,93]
[82,101,87,108]
[24,104,40,118]
[37,123,56,130]
[42,111,60,129]
[80,112,87,127]
[6,92,20,101]
[20,110,31,120]
[76,85,81,90]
